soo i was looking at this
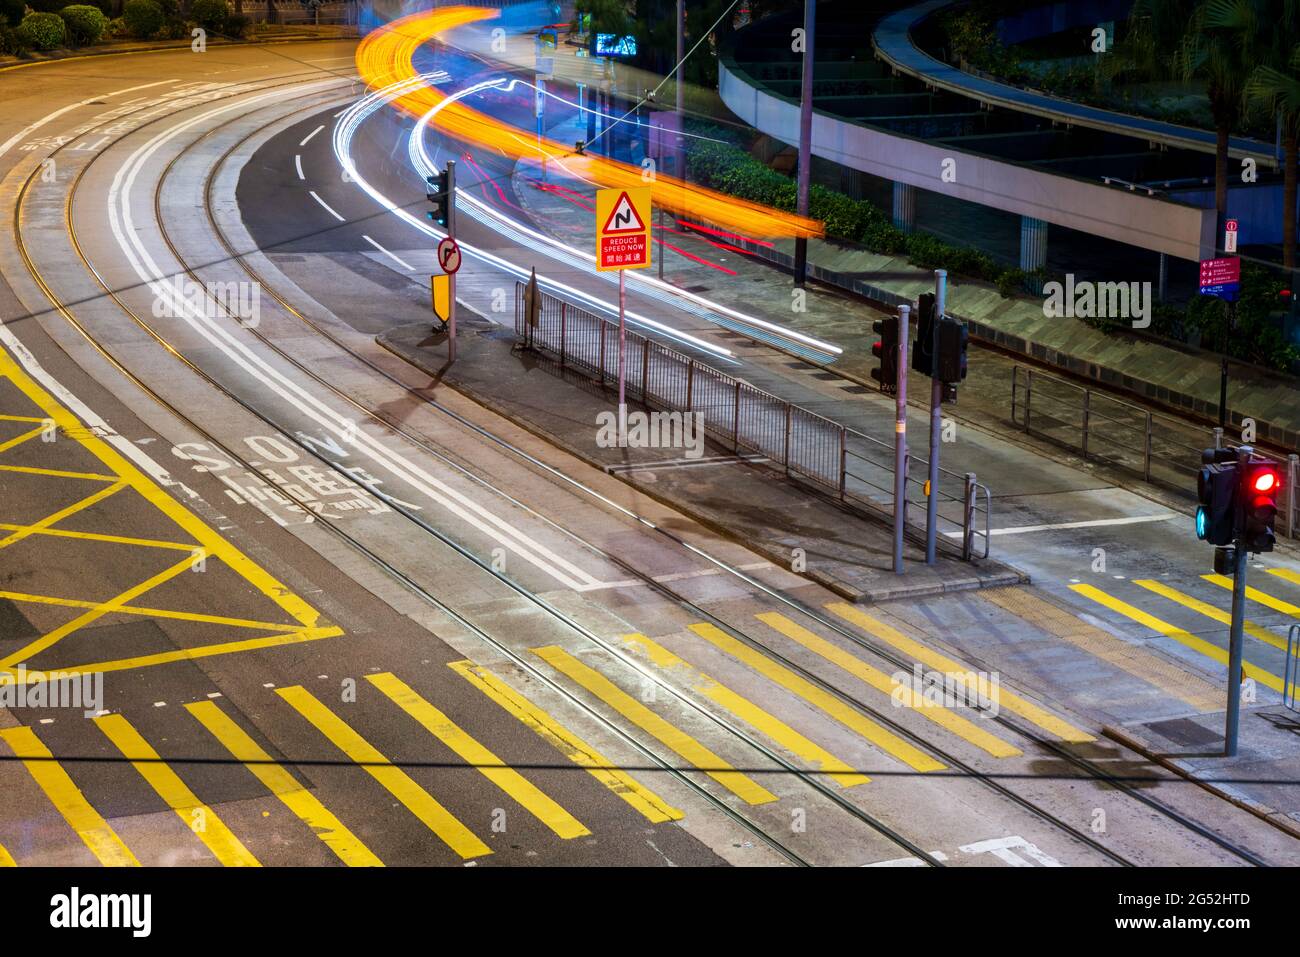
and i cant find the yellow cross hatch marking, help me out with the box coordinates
[276,685,491,860]
[449,659,684,824]
[185,701,383,867]
[533,645,779,805]
[1204,574,1300,620]
[0,347,340,673]
[367,672,591,839]
[0,840,14,867]
[1135,579,1287,652]
[620,631,871,785]
[0,725,139,867]
[0,424,47,454]
[1267,568,1300,589]
[755,613,1020,759]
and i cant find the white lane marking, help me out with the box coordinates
[362,234,413,271]
[294,154,304,180]
[308,190,344,221]
[959,836,1062,867]
[944,513,1177,538]
[108,79,180,98]
[863,851,948,867]
[106,85,604,591]
[298,124,324,147]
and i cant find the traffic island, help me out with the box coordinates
[376,314,1024,604]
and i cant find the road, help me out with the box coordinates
[0,28,1297,870]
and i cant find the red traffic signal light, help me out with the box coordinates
[871,315,899,394]
[1240,459,1280,553]
[1252,470,1278,493]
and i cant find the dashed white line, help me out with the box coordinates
[362,234,413,270]
[944,514,1177,538]
[308,190,345,221]
[294,153,304,180]
[299,123,324,147]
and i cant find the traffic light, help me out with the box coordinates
[911,292,935,376]
[871,315,899,394]
[1196,457,1237,546]
[937,317,968,386]
[1240,457,1281,553]
[426,168,450,228]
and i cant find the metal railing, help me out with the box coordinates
[1011,365,1300,538]
[517,282,992,561]
[1287,625,1300,711]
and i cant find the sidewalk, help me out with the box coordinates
[523,112,1300,455]
[377,316,1022,603]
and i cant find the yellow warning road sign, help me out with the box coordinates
[595,187,651,272]
[431,274,450,325]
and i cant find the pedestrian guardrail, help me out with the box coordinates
[1286,625,1300,711]
[516,282,991,561]
[1011,365,1299,538]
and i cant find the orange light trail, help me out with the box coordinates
[355,7,825,239]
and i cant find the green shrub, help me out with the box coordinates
[223,9,246,36]
[105,13,125,36]
[16,10,64,48]
[120,0,159,37]
[189,0,225,32]
[0,0,25,27]
[0,22,26,52]
[59,3,106,43]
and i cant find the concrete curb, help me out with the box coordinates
[1102,724,1300,842]
[376,309,1023,605]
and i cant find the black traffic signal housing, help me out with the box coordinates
[937,316,968,387]
[1196,458,1237,546]
[871,315,899,394]
[1240,457,1281,553]
[912,292,936,376]
[426,169,450,228]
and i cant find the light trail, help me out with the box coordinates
[354,6,824,240]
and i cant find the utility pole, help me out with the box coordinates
[925,270,946,565]
[446,160,457,362]
[894,302,910,574]
[793,0,815,287]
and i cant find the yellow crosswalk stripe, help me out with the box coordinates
[184,701,383,867]
[366,673,590,839]
[276,685,491,860]
[1071,584,1289,694]
[1267,568,1300,588]
[622,632,870,786]
[93,713,259,867]
[0,726,139,867]
[532,645,779,805]
[826,602,1094,743]
[687,623,944,772]
[1135,579,1287,651]
[1205,574,1300,619]
[448,660,684,823]
[755,613,1021,758]
[0,839,16,866]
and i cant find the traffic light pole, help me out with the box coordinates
[925,270,946,565]
[793,0,815,288]
[446,160,457,363]
[894,303,910,574]
[1225,539,1248,756]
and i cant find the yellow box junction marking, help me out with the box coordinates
[276,686,491,860]
[687,623,944,772]
[93,713,260,867]
[1267,568,1300,589]
[367,672,590,840]
[0,840,14,867]
[1070,584,1289,695]
[532,645,779,805]
[0,726,139,867]
[826,603,1094,744]
[449,660,684,824]
[620,631,870,786]
[0,348,342,676]
[755,613,1020,759]
[1135,579,1287,652]
[185,701,382,867]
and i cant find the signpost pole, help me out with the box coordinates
[894,303,910,575]
[446,159,457,363]
[618,269,627,445]
[926,270,946,565]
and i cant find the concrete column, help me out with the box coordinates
[1019,215,1048,293]
[1158,251,1168,302]
[892,181,915,233]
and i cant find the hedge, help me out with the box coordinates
[16,10,66,49]
[120,0,159,37]
[59,3,107,44]
[0,0,24,27]
[190,0,227,33]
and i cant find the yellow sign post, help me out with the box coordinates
[430,274,450,328]
[594,187,652,438]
